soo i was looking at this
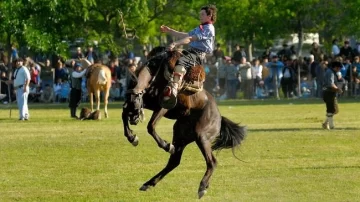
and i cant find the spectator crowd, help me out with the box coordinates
[204,40,360,100]
[0,45,147,104]
[1,39,360,105]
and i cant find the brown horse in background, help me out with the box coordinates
[85,61,112,118]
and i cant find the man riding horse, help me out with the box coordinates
[160,4,217,109]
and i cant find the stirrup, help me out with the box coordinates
[161,86,177,109]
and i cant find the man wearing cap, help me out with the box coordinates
[322,61,343,130]
[69,62,86,118]
[266,53,284,99]
[6,58,31,120]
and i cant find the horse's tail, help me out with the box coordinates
[212,116,247,151]
[97,69,107,85]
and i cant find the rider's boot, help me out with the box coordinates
[162,65,186,109]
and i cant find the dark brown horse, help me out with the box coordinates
[122,47,246,199]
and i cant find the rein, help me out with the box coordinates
[125,51,169,122]
[127,51,168,95]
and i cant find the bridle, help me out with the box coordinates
[126,50,168,95]
[124,50,168,123]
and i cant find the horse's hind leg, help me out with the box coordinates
[196,137,218,199]
[95,89,101,111]
[139,141,189,191]
[89,92,94,112]
[103,88,109,118]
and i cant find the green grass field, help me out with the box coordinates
[1,99,360,202]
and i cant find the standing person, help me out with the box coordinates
[281,59,296,98]
[217,56,230,96]
[85,46,98,64]
[266,54,284,99]
[73,47,84,59]
[159,4,217,109]
[322,61,343,130]
[252,59,263,96]
[69,63,86,118]
[238,57,253,99]
[225,58,239,99]
[331,39,340,57]
[233,44,247,64]
[6,58,31,120]
[310,42,323,62]
[212,43,224,60]
[10,44,19,63]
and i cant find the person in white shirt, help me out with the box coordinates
[238,57,253,99]
[6,58,31,120]
[53,78,62,102]
[252,59,263,97]
[331,39,340,57]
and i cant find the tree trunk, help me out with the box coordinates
[297,19,304,57]
[296,20,304,97]
[6,32,12,74]
[248,33,255,61]
[248,43,253,61]
[227,40,232,57]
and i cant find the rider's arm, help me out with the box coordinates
[167,28,189,39]
[72,69,87,78]
[171,36,197,47]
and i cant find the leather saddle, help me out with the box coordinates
[165,50,206,93]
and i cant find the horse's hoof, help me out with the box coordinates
[168,144,175,154]
[198,190,207,199]
[139,184,150,191]
[131,136,139,146]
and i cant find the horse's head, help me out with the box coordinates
[123,46,180,125]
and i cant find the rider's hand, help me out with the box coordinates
[337,88,343,94]
[160,25,170,33]
[168,43,176,51]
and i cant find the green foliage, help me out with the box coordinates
[2,0,360,57]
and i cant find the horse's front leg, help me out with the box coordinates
[121,111,138,146]
[147,108,175,154]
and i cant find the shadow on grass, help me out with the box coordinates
[291,165,360,170]
[0,97,358,110]
[216,97,360,106]
[248,127,360,132]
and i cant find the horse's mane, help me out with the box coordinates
[142,46,182,73]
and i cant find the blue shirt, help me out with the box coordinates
[188,24,215,53]
[323,68,338,88]
[266,61,284,79]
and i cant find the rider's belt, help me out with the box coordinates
[14,84,24,89]
[323,87,335,92]
[188,47,206,60]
